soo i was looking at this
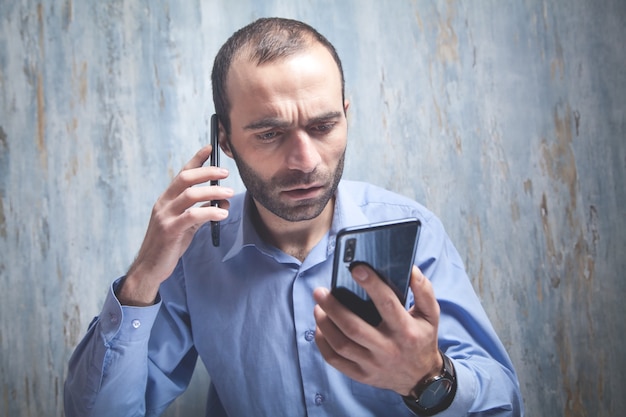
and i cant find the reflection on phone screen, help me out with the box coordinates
[331,219,420,326]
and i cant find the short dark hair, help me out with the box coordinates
[211,17,345,134]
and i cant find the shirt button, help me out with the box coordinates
[131,319,141,329]
[315,393,325,405]
[304,330,316,342]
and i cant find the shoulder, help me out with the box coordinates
[337,180,456,276]
[338,180,437,225]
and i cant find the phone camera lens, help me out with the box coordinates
[344,238,356,262]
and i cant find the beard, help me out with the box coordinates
[230,145,345,222]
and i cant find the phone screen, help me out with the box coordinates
[331,218,421,326]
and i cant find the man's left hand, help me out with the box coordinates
[313,264,443,396]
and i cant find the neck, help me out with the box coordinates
[251,197,335,262]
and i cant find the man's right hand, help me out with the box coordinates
[117,145,233,306]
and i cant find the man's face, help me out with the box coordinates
[223,43,349,222]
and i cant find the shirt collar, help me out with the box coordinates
[222,181,369,262]
[329,181,370,235]
[222,193,271,262]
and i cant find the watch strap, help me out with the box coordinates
[402,350,457,416]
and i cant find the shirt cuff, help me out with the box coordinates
[98,277,162,344]
[431,358,476,417]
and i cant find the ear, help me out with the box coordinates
[217,120,233,158]
[344,99,350,113]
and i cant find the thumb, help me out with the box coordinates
[408,266,440,325]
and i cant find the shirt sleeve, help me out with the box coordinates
[408,214,524,416]
[64,271,198,417]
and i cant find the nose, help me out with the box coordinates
[285,131,321,173]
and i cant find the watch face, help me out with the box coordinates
[419,378,454,409]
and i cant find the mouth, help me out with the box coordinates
[281,184,325,200]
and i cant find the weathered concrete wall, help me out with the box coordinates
[1,1,624,416]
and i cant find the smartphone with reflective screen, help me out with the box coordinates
[330,218,421,326]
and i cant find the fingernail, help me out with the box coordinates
[217,208,229,219]
[353,265,369,281]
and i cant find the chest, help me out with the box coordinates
[178,242,408,415]
[186,249,331,374]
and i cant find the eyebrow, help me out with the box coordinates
[243,111,344,131]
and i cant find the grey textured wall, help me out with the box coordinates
[1,1,624,416]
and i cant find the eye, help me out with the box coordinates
[310,122,335,135]
[256,130,281,142]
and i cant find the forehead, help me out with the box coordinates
[225,43,343,114]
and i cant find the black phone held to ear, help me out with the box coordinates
[210,114,220,247]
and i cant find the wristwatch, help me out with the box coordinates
[402,350,457,416]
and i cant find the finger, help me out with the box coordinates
[161,145,223,199]
[408,266,440,325]
[200,199,231,210]
[350,263,410,333]
[313,289,370,361]
[313,286,382,352]
[314,325,366,381]
[169,204,229,233]
[168,184,233,215]
[163,165,229,202]
[171,185,233,229]
[182,144,213,171]
[313,295,368,380]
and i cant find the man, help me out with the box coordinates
[65,18,523,416]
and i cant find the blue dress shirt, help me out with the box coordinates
[64,180,523,416]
